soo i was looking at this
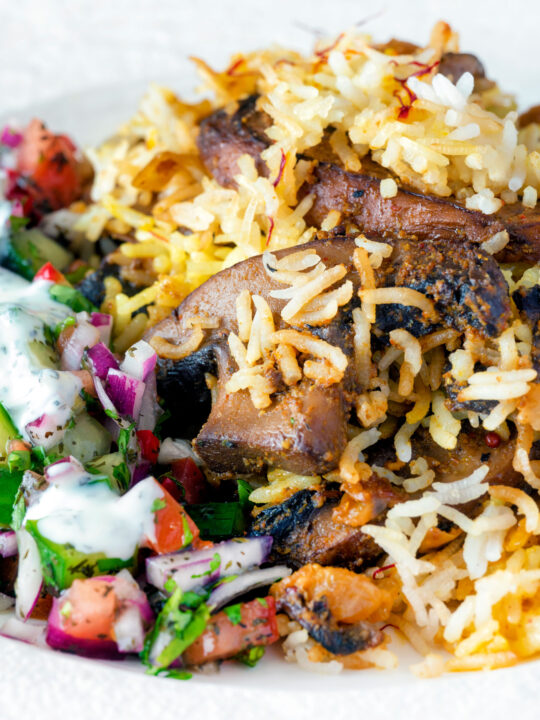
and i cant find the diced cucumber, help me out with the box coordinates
[4,228,73,280]
[85,451,128,493]
[25,519,135,591]
[27,339,58,369]
[0,403,20,462]
[58,412,112,464]
[0,467,24,527]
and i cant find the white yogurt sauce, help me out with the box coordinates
[0,268,82,445]
[25,473,162,560]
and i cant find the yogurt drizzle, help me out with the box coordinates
[0,268,82,446]
[25,467,162,560]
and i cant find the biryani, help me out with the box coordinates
[0,19,540,677]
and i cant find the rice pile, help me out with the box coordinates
[54,20,540,674]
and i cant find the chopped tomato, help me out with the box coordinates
[34,262,67,284]
[142,479,200,554]
[170,457,208,504]
[136,430,160,463]
[58,577,117,641]
[183,597,279,665]
[11,118,82,214]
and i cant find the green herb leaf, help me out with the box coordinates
[236,646,266,668]
[151,497,167,513]
[185,502,245,540]
[112,462,131,492]
[237,478,253,509]
[235,645,265,667]
[141,581,210,673]
[256,597,268,608]
[54,316,76,339]
[117,424,135,454]
[224,603,243,626]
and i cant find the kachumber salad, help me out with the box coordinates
[1,20,540,678]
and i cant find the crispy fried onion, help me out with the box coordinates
[150,314,219,359]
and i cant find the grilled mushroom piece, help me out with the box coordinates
[275,584,383,655]
[145,234,510,475]
[250,479,403,570]
[196,94,540,263]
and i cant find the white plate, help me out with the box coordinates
[1,41,539,720]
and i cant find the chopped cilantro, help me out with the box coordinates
[157,669,192,681]
[256,597,268,608]
[141,579,210,674]
[236,646,265,667]
[190,552,221,580]
[112,462,131,492]
[53,316,76,339]
[151,497,167,513]
[104,408,119,421]
[236,478,253,509]
[224,603,243,626]
[118,424,135,454]
[290,417,295,426]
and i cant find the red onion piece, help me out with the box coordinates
[46,598,124,660]
[0,531,17,558]
[137,371,160,432]
[15,530,43,622]
[106,369,145,420]
[46,571,153,658]
[61,321,100,371]
[90,312,113,346]
[86,342,119,380]
[112,605,145,653]
[25,409,69,449]
[146,536,273,594]
[120,340,157,382]
[1,126,23,148]
[207,566,291,611]
[92,376,131,430]
[0,617,47,647]
[44,456,86,484]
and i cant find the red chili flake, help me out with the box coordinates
[266,216,275,247]
[380,623,398,632]
[485,432,501,448]
[273,150,286,188]
[372,563,396,579]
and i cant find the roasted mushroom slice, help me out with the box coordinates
[271,564,392,655]
[250,480,403,570]
[145,234,510,475]
[196,95,540,263]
